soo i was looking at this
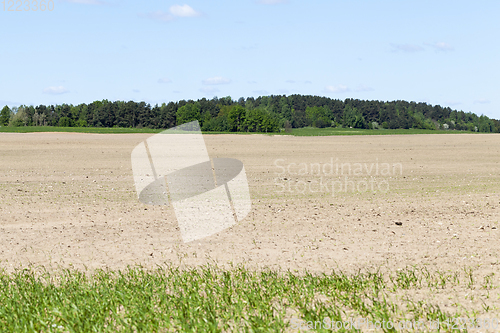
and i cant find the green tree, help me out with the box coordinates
[201,115,230,132]
[280,96,292,121]
[9,106,30,127]
[75,119,88,127]
[343,105,366,129]
[306,106,331,128]
[228,105,246,132]
[0,106,11,126]
[58,117,74,127]
[244,108,279,133]
[244,109,264,132]
[176,102,201,126]
[291,108,306,128]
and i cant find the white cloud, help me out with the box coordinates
[354,84,374,92]
[253,90,270,95]
[169,4,200,17]
[158,78,172,83]
[426,42,454,52]
[64,0,105,4]
[257,0,288,4]
[202,76,231,85]
[325,85,350,93]
[391,43,424,53]
[474,99,491,104]
[42,86,69,95]
[200,87,220,94]
[286,80,295,84]
[141,4,200,22]
[133,89,140,93]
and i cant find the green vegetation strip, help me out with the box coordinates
[279,127,474,136]
[0,265,491,332]
[0,126,486,136]
[0,126,163,134]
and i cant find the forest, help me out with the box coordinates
[1,95,498,133]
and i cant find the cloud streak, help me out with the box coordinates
[202,76,231,85]
[474,99,490,104]
[391,43,424,53]
[391,42,454,53]
[170,4,200,17]
[42,86,69,95]
[426,42,454,52]
[141,4,201,22]
[354,84,374,92]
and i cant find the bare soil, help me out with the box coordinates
[1,132,499,316]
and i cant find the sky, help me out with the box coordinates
[1,0,499,119]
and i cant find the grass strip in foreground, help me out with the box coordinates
[0,265,495,332]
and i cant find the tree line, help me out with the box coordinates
[1,95,498,133]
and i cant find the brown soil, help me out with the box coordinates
[1,132,499,316]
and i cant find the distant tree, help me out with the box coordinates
[244,108,279,133]
[58,116,74,127]
[10,106,31,127]
[245,98,255,111]
[228,105,246,131]
[75,119,88,127]
[202,115,230,132]
[245,109,264,132]
[56,104,71,120]
[343,105,366,128]
[237,97,245,107]
[159,102,177,129]
[32,111,47,126]
[1,95,494,133]
[280,96,292,121]
[176,102,201,126]
[0,106,11,126]
[306,106,331,128]
[492,119,500,133]
[219,96,233,106]
[33,105,50,126]
[291,108,306,128]
[261,111,279,132]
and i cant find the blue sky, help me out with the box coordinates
[1,0,499,118]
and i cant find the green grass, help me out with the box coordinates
[281,127,479,136]
[0,126,484,136]
[0,126,163,134]
[0,265,493,332]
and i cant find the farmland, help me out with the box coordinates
[0,132,499,331]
